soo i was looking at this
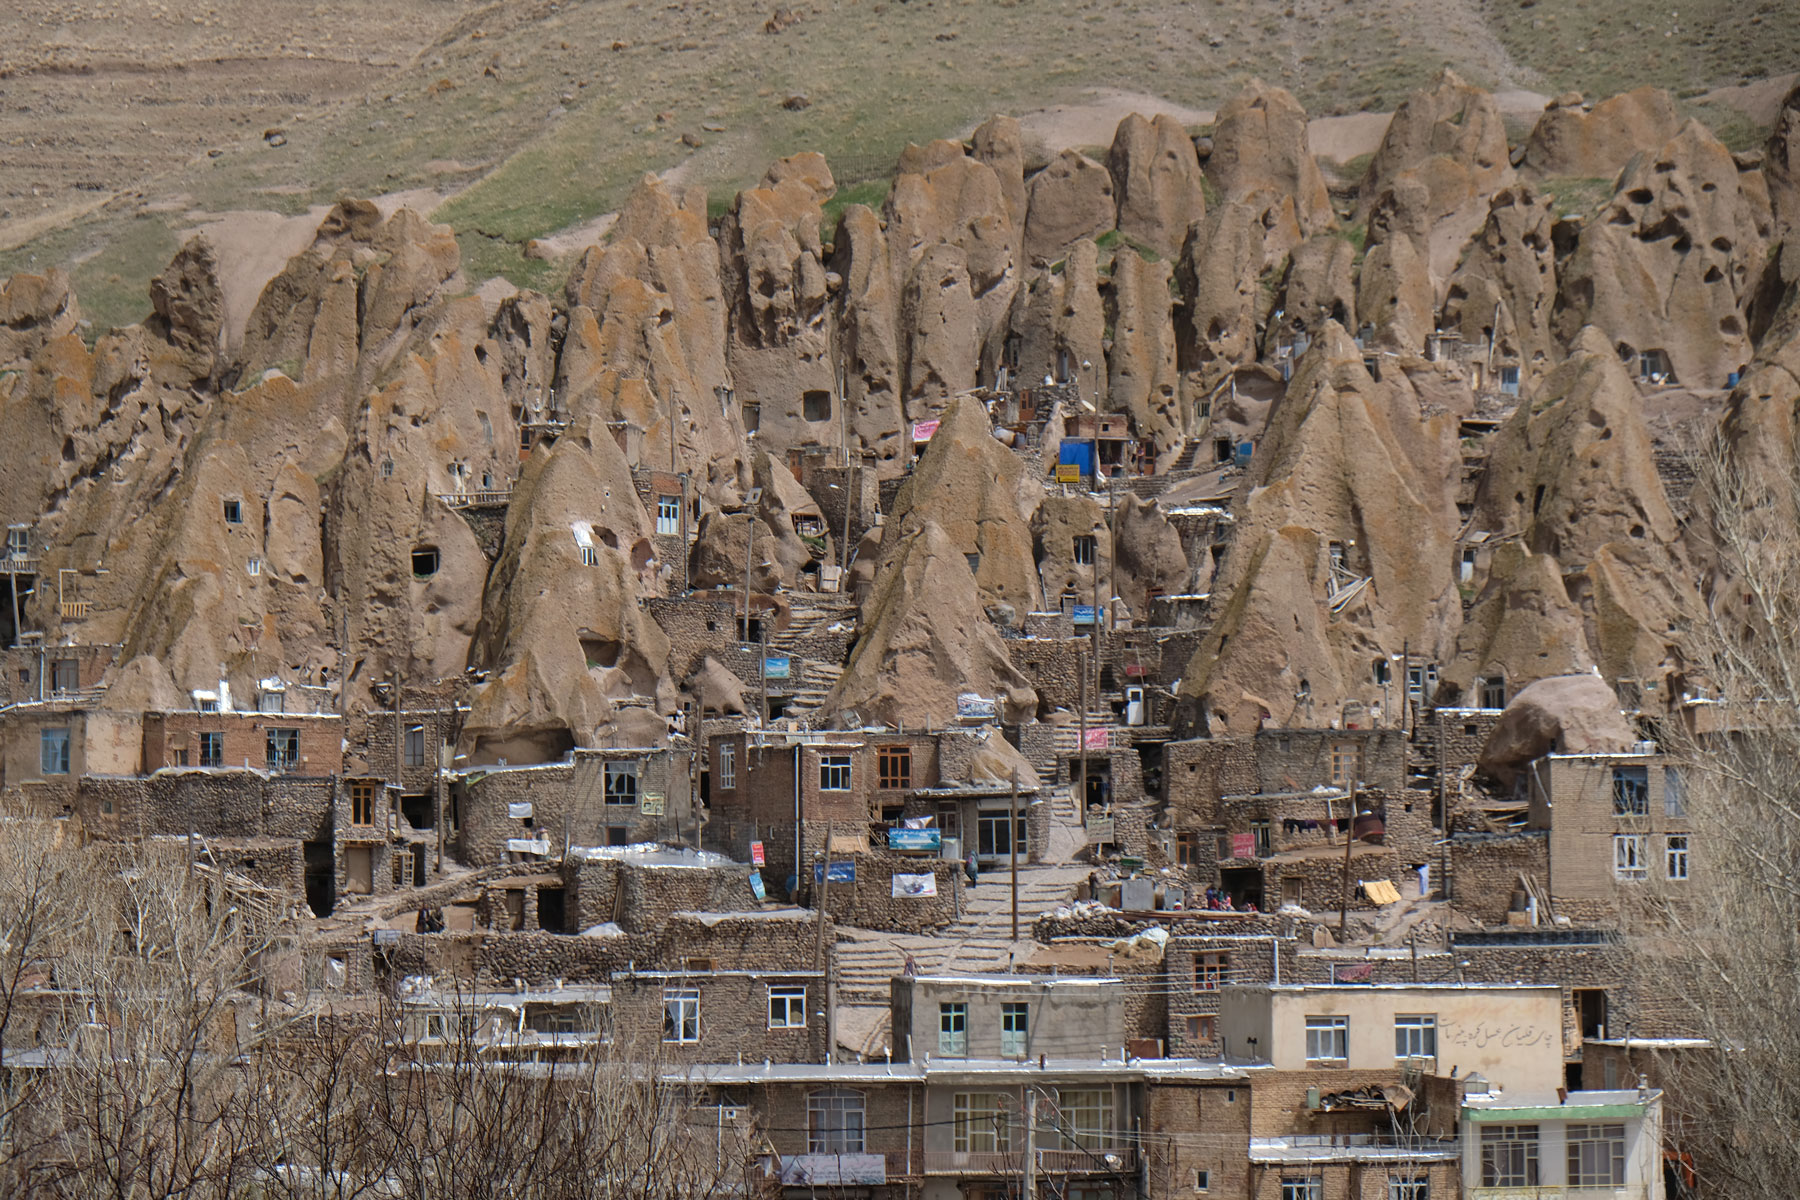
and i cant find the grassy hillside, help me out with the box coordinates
[1,0,1789,337]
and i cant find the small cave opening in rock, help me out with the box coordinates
[411,546,440,578]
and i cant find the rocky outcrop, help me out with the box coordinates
[1554,121,1771,389]
[1107,112,1206,258]
[1008,238,1105,389]
[1358,70,1512,217]
[1441,185,1560,380]
[1022,150,1116,264]
[1476,674,1636,786]
[1766,80,1800,247]
[1206,81,1332,238]
[1105,249,1182,463]
[1520,88,1681,181]
[1176,203,1265,373]
[824,519,1036,728]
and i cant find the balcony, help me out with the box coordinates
[922,1150,1022,1176]
[1468,1189,1656,1200]
[59,601,91,620]
[437,488,514,510]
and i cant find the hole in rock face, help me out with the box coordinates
[411,546,439,577]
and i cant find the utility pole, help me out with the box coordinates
[1077,650,1089,830]
[813,821,834,1061]
[1022,1090,1038,1200]
[839,455,856,591]
[1338,779,1357,939]
[1009,767,1020,943]
[391,672,403,839]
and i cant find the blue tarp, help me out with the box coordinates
[1059,441,1096,476]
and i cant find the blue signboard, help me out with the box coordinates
[748,870,766,900]
[1233,441,1254,468]
[1073,604,1097,626]
[764,656,791,679]
[813,860,856,884]
[888,828,943,852]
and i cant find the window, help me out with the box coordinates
[877,746,911,790]
[819,754,851,791]
[1185,1015,1216,1043]
[1329,742,1359,787]
[1395,1014,1437,1061]
[1194,1169,1210,1192]
[1480,675,1506,709]
[977,812,1027,858]
[1304,1015,1348,1063]
[939,1002,967,1056]
[1664,766,1685,816]
[1666,835,1689,881]
[1057,1089,1113,1150]
[1613,766,1649,815]
[199,731,224,768]
[223,500,242,524]
[656,495,681,535]
[1281,1181,1322,1200]
[350,780,377,826]
[1480,1124,1540,1188]
[768,985,807,1029]
[411,546,439,577]
[246,558,261,576]
[39,727,70,775]
[197,695,220,713]
[259,689,285,714]
[5,527,28,559]
[802,389,832,422]
[400,724,428,768]
[50,659,77,693]
[718,743,736,789]
[807,1088,864,1153]
[1251,819,1272,858]
[1567,1123,1625,1188]
[1001,1003,1029,1057]
[1388,1177,1428,1200]
[1072,534,1096,565]
[579,545,600,566]
[741,401,761,434]
[1614,834,1648,882]
[266,728,300,771]
[1177,831,1199,866]
[662,987,700,1043]
[381,458,395,477]
[1195,953,1227,991]
[604,761,639,806]
[954,1093,1010,1153]
[965,552,981,573]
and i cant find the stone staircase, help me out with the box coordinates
[784,661,845,724]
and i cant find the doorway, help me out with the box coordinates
[1218,866,1263,911]
[343,846,373,896]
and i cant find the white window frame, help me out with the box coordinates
[1394,1014,1437,1061]
[656,495,681,535]
[1281,1180,1322,1200]
[1387,1177,1429,1200]
[768,985,806,1029]
[718,742,736,790]
[939,1002,967,1056]
[1566,1122,1626,1188]
[1072,534,1096,565]
[807,1088,865,1154]
[1480,1124,1540,1188]
[953,1092,1010,1153]
[819,754,851,791]
[246,557,261,577]
[1614,834,1648,882]
[1304,1015,1348,1064]
[1056,1088,1114,1151]
[1665,835,1689,881]
[579,545,599,566]
[662,987,700,1043]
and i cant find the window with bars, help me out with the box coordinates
[1072,535,1096,565]
[266,728,300,771]
[877,746,911,790]
[717,743,735,790]
[1566,1123,1625,1188]
[200,731,224,768]
[807,1089,865,1154]
[1304,1015,1347,1063]
[39,728,70,775]
[1480,1125,1540,1188]
[953,1093,1010,1153]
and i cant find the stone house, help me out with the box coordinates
[1524,751,1691,924]
[451,746,698,866]
[611,967,829,1065]
[891,975,1129,1064]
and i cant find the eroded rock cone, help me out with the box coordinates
[824,519,1036,728]
[1207,80,1333,237]
[1107,112,1206,258]
[1520,87,1681,181]
[1476,674,1636,787]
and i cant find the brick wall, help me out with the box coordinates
[1146,1081,1252,1199]
[609,970,828,1064]
[1165,935,1295,1057]
[820,850,963,933]
[455,748,696,866]
[1446,831,1549,925]
[564,851,762,934]
[76,771,334,841]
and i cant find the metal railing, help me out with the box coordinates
[437,488,514,509]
